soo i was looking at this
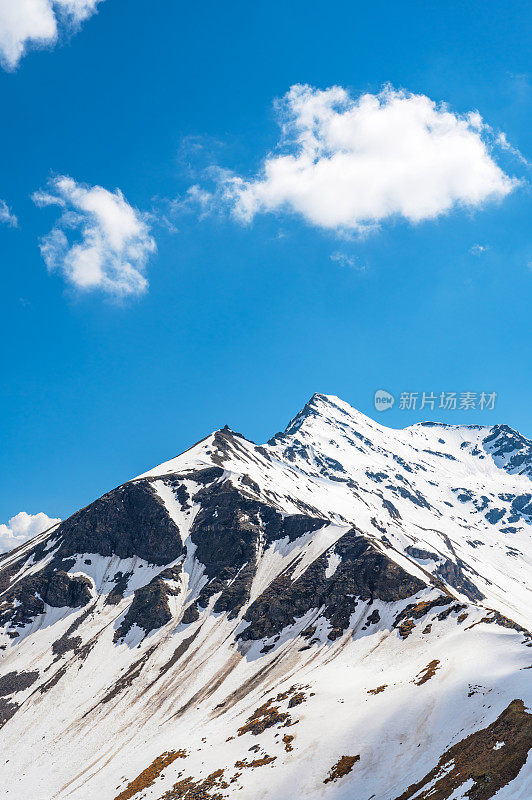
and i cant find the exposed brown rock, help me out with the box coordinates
[324,755,360,783]
[288,691,306,708]
[282,734,294,752]
[160,768,228,800]
[114,750,187,800]
[394,699,532,800]
[237,699,290,736]
[234,755,276,768]
[414,660,440,686]
[393,596,452,640]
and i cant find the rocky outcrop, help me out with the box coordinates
[435,558,484,602]
[405,546,439,561]
[0,670,39,696]
[394,699,532,800]
[239,529,426,642]
[0,670,39,729]
[483,425,532,478]
[0,570,93,628]
[53,480,184,565]
[114,566,182,641]
[0,699,18,728]
[191,481,326,618]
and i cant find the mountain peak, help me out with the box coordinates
[280,392,376,438]
[1,393,531,799]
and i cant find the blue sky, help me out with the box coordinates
[0,0,530,526]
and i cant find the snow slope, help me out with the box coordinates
[0,394,530,800]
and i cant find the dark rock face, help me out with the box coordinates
[114,566,182,640]
[0,670,40,728]
[0,699,18,728]
[382,499,401,519]
[405,546,439,561]
[365,609,381,626]
[0,670,39,696]
[486,508,506,524]
[0,560,25,598]
[0,468,329,638]
[0,570,93,628]
[181,603,200,625]
[191,481,327,618]
[483,426,532,479]
[45,571,93,607]
[105,571,133,606]
[52,634,83,657]
[239,529,426,642]
[386,483,430,509]
[163,466,224,489]
[54,480,183,565]
[192,482,326,575]
[240,474,260,494]
[435,559,484,602]
[507,494,532,525]
[51,605,95,659]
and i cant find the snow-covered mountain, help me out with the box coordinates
[0,393,531,800]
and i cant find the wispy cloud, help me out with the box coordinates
[33,176,156,299]
[470,244,489,256]
[495,131,530,167]
[194,84,520,236]
[0,199,18,227]
[330,251,366,271]
[0,0,105,71]
[0,511,61,554]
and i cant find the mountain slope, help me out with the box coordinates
[0,394,531,800]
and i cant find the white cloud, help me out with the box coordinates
[0,511,61,554]
[33,176,156,298]
[0,0,104,71]
[218,84,519,234]
[496,131,530,167]
[470,244,489,256]
[330,251,366,271]
[0,199,18,227]
[169,184,217,219]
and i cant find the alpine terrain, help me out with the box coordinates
[1,393,531,800]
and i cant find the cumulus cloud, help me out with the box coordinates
[216,84,519,234]
[0,199,18,227]
[0,511,61,554]
[0,0,104,71]
[470,244,489,256]
[33,176,156,298]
